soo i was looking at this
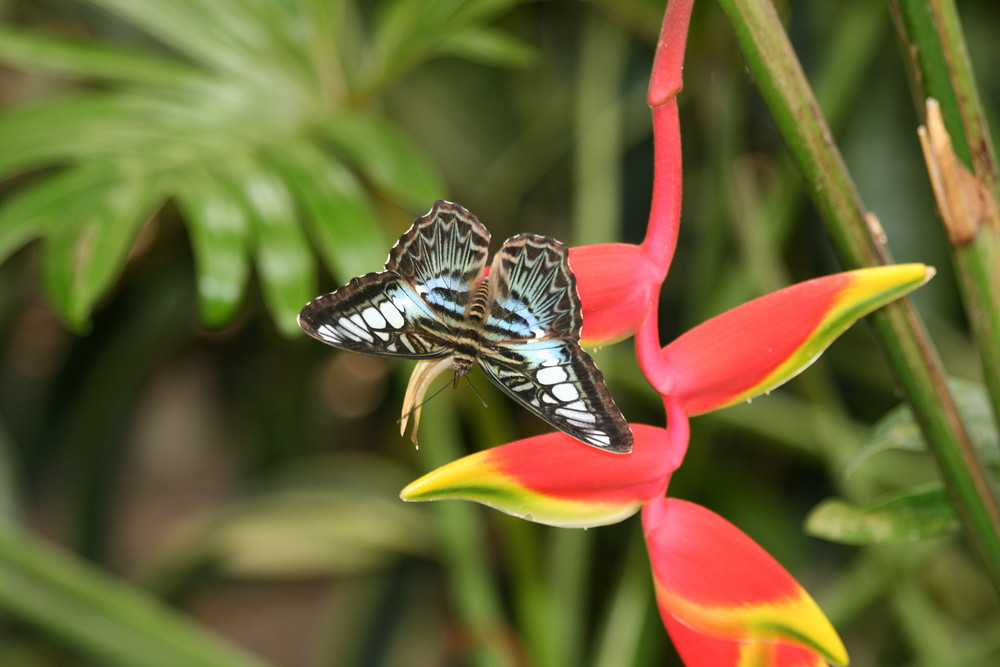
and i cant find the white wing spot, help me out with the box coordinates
[392,295,414,314]
[362,307,386,329]
[317,324,341,341]
[587,432,612,446]
[552,383,579,402]
[396,335,415,353]
[541,393,558,404]
[556,408,597,425]
[374,330,390,341]
[380,301,405,329]
[341,316,373,343]
[537,366,568,385]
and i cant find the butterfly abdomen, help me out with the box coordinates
[466,277,491,324]
[450,277,491,378]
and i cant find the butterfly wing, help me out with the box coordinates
[299,200,492,359]
[298,272,452,358]
[478,340,633,452]
[477,234,633,453]
[385,200,491,330]
[483,233,580,340]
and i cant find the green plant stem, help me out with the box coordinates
[591,523,652,667]
[715,0,1000,593]
[573,10,628,246]
[416,394,517,667]
[889,0,1000,441]
[0,523,268,667]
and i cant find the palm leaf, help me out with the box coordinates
[0,0,531,333]
[174,173,252,328]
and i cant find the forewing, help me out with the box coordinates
[478,340,633,453]
[386,200,491,329]
[299,271,452,359]
[482,234,580,343]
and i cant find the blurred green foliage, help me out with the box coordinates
[0,0,997,666]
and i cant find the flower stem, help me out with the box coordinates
[715,0,1000,593]
[889,0,1000,445]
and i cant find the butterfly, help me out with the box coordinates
[298,200,633,453]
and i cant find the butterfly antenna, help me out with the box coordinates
[396,380,452,425]
[464,376,489,408]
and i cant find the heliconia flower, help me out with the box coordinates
[400,424,680,528]
[569,243,663,347]
[648,264,933,416]
[643,497,849,667]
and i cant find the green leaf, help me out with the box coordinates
[438,27,536,68]
[0,167,112,265]
[225,165,315,336]
[0,27,198,84]
[86,0,279,77]
[174,174,252,328]
[297,0,350,99]
[0,95,130,181]
[144,454,434,583]
[40,171,166,330]
[369,0,528,84]
[0,523,268,667]
[265,142,387,280]
[805,485,960,544]
[202,488,434,579]
[0,417,21,522]
[321,111,446,208]
[847,377,1000,475]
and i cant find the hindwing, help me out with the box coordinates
[478,340,633,452]
[477,234,633,453]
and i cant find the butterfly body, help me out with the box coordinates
[446,277,491,382]
[299,200,633,453]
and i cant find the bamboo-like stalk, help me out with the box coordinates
[714,0,1000,593]
[891,0,1000,450]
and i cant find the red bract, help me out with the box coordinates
[643,498,848,666]
[648,264,932,414]
[402,424,680,528]
[569,243,661,347]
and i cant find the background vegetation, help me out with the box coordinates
[0,0,997,665]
